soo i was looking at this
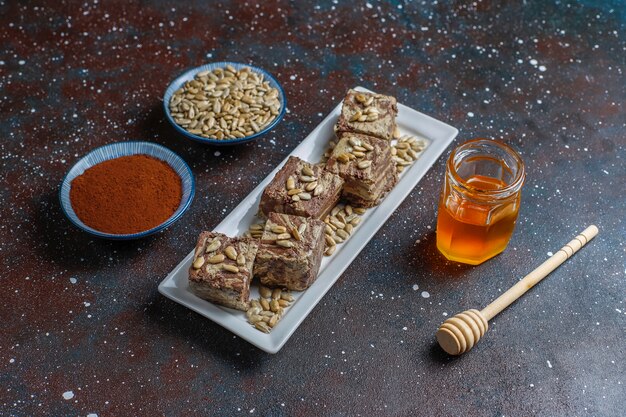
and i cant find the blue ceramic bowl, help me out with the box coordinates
[163,62,286,146]
[59,141,195,240]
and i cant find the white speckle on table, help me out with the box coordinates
[443,312,448,316]
[412,284,419,291]
[18,59,26,65]
[402,326,407,331]
[547,360,552,368]
[214,151,221,157]
[83,301,91,307]
[9,358,15,363]
[529,58,538,66]
[467,111,474,117]
[547,251,553,256]
[421,291,430,299]
[289,75,297,80]
[62,391,74,400]
[70,277,77,284]
[529,383,534,388]
[538,65,547,72]
[87,414,98,417]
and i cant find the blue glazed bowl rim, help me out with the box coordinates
[163,61,287,146]
[58,141,195,240]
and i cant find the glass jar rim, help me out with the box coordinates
[447,138,526,200]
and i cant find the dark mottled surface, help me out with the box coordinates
[1,1,625,416]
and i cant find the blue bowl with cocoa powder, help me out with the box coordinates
[59,141,195,240]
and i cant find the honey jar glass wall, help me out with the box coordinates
[436,139,526,265]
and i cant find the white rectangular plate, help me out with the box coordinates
[159,87,458,353]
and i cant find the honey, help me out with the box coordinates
[436,140,525,265]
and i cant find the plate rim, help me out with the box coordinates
[59,140,195,240]
[159,87,458,352]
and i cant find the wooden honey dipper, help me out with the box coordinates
[436,225,599,355]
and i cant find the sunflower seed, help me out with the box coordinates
[364,96,374,106]
[246,306,262,319]
[299,192,312,201]
[237,254,246,266]
[205,239,221,253]
[292,195,301,202]
[393,126,402,139]
[259,286,272,298]
[287,188,303,196]
[298,223,307,235]
[301,166,314,176]
[325,225,334,235]
[271,288,282,300]
[353,207,367,214]
[271,225,287,234]
[325,235,336,246]
[206,254,224,264]
[349,111,363,122]
[313,185,324,196]
[192,257,205,269]
[255,322,271,333]
[278,299,290,308]
[299,175,316,183]
[305,181,318,191]
[286,176,295,190]
[276,240,294,248]
[345,224,354,234]
[355,93,367,103]
[269,314,280,327]
[260,298,270,310]
[348,137,362,147]
[270,300,280,312]
[276,232,291,240]
[330,218,345,229]
[351,217,362,226]
[281,292,295,302]
[337,153,351,163]
[224,246,238,260]
[357,160,372,169]
[222,264,239,273]
[336,229,349,240]
[291,226,302,241]
[325,245,336,256]
[352,151,366,158]
[249,314,264,324]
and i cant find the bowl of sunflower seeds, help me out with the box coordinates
[163,62,286,146]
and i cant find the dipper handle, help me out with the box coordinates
[436,225,599,355]
[480,225,598,320]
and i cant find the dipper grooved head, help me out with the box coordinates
[436,309,488,355]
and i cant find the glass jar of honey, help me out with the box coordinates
[436,139,525,265]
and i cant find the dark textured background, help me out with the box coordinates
[1,1,625,416]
